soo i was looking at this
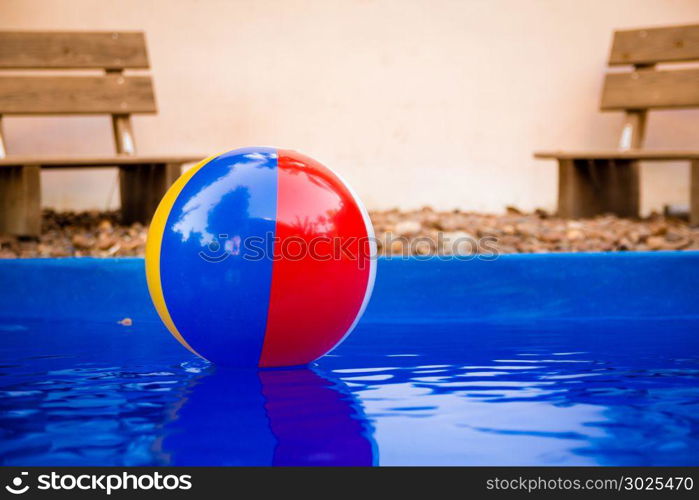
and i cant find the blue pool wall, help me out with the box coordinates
[0,252,698,325]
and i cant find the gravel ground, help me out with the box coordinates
[1,208,698,258]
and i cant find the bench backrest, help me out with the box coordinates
[601,24,699,150]
[0,31,157,157]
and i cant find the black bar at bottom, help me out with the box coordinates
[0,467,696,498]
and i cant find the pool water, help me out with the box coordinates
[1,317,698,466]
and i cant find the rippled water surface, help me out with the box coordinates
[1,318,698,465]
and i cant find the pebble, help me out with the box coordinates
[441,231,477,255]
[1,208,699,258]
[71,233,93,249]
[370,207,699,255]
[394,220,422,236]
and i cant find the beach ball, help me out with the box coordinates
[145,147,376,368]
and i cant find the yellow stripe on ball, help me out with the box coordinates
[145,155,215,357]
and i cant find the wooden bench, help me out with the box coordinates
[535,23,699,225]
[0,31,203,236]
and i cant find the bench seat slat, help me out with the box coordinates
[0,155,204,167]
[0,32,149,69]
[601,68,699,110]
[535,150,699,161]
[609,24,699,66]
[0,76,157,114]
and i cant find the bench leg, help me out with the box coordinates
[0,165,41,237]
[119,163,181,225]
[557,159,639,219]
[692,160,699,226]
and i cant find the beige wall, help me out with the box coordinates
[2,0,699,214]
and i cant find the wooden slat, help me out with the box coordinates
[0,155,204,167]
[0,31,148,69]
[692,160,699,226]
[535,150,699,161]
[120,163,182,224]
[600,68,699,110]
[557,159,639,219]
[112,114,136,155]
[0,75,156,114]
[0,165,41,236]
[0,114,6,157]
[609,24,699,65]
[618,110,647,150]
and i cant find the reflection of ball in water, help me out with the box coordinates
[162,368,376,465]
[146,147,376,367]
